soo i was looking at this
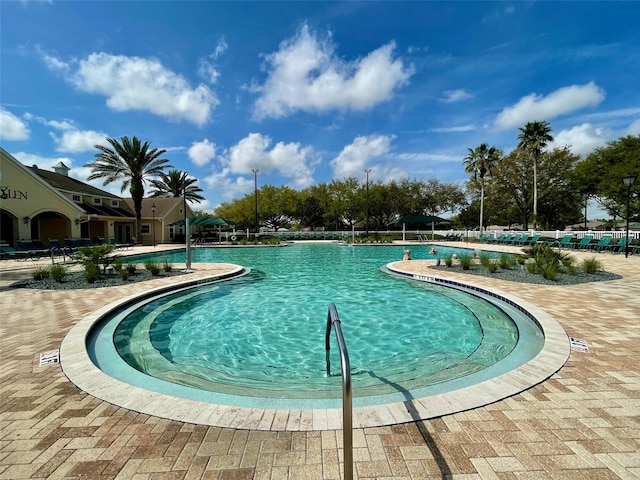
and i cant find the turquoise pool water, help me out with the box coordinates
[89,243,543,409]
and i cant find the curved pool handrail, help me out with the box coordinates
[325,303,353,480]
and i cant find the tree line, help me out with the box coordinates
[84,127,639,238]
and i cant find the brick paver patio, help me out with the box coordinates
[1,243,638,479]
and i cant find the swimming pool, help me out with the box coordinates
[85,243,545,409]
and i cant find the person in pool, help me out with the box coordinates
[429,247,437,255]
[403,249,411,261]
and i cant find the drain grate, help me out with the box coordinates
[570,337,589,353]
[39,349,60,366]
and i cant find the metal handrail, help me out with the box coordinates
[325,303,353,480]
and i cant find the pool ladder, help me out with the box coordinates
[325,303,353,480]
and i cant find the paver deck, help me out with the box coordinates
[1,242,638,479]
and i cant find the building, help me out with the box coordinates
[0,147,194,247]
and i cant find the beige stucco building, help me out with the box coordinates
[0,148,194,248]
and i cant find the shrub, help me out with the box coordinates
[479,253,492,268]
[126,263,137,275]
[113,258,124,271]
[119,268,129,281]
[49,264,67,283]
[444,255,453,267]
[84,262,100,283]
[486,261,499,273]
[163,260,172,272]
[459,254,473,270]
[582,257,603,274]
[499,253,514,269]
[526,262,537,274]
[539,263,559,281]
[144,260,161,276]
[32,266,50,281]
[74,244,117,274]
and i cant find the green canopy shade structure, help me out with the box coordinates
[389,215,452,241]
[170,217,235,227]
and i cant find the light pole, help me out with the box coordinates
[365,168,371,238]
[252,168,259,234]
[151,203,156,248]
[623,172,637,258]
[582,193,588,229]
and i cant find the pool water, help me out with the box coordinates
[89,243,540,409]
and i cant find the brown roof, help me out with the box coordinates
[30,166,121,199]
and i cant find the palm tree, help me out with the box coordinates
[149,169,205,203]
[517,121,553,230]
[463,143,500,231]
[86,136,172,242]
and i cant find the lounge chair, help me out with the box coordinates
[16,240,49,259]
[589,235,613,252]
[519,234,541,246]
[568,235,593,250]
[603,237,628,254]
[543,234,574,249]
[0,241,30,261]
[489,233,506,244]
[509,234,524,245]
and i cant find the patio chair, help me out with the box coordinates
[489,233,506,244]
[520,234,541,246]
[0,242,29,261]
[568,235,593,250]
[16,240,49,259]
[589,235,613,252]
[603,237,628,254]
[542,234,574,249]
[509,234,524,245]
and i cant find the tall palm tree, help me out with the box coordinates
[86,136,171,242]
[463,143,500,231]
[149,169,205,203]
[517,121,553,230]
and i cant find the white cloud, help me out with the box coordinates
[41,51,218,126]
[626,119,640,136]
[253,24,413,119]
[51,129,110,153]
[552,123,611,157]
[212,38,228,60]
[494,82,605,130]
[203,167,261,201]
[330,134,394,179]
[0,107,30,140]
[440,89,473,103]
[225,133,314,187]
[428,125,475,133]
[188,139,217,166]
[198,38,228,84]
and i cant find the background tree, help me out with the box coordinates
[297,195,325,230]
[486,149,534,228]
[535,147,582,229]
[574,135,640,219]
[517,120,553,229]
[463,143,501,231]
[148,169,205,203]
[367,182,396,230]
[87,136,171,241]
[257,185,299,231]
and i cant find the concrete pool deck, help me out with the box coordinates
[1,242,639,479]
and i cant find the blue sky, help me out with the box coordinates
[2,1,640,216]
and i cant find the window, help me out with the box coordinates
[111,200,119,207]
[141,224,150,234]
[72,194,81,202]
[93,198,102,205]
